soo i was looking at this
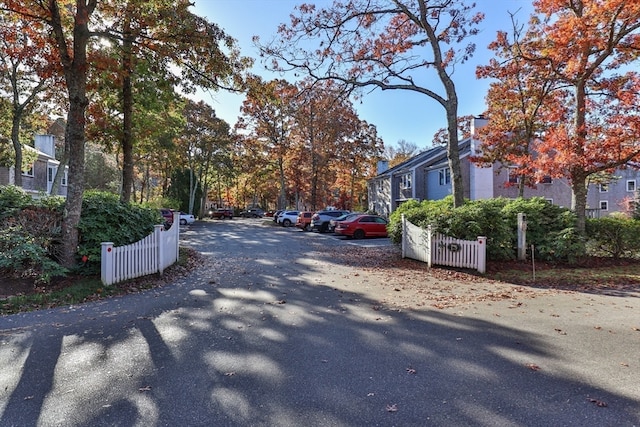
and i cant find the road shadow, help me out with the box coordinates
[1,220,638,426]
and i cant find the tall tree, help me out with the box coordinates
[178,99,232,216]
[237,77,298,209]
[0,9,60,186]
[475,17,562,197]
[4,0,99,267]
[257,0,484,208]
[94,0,250,203]
[511,0,640,231]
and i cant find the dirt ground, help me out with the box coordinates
[1,245,639,311]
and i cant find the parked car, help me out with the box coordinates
[179,212,195,225]
[328,212,362,232]
[310,210,351,233]
[334,214,389,239]
[209,208,233,219]
[241,208,265,218]
[295,211,314,231]
[272,210,284,223]
[277,210,299,227]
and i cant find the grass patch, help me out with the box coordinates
[488,261,640,290]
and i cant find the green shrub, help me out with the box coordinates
[0,185,32,219]
[77,191,160,273]
[500,198,581,261]
[0,225,68,283]
[586,216,640,259]
[389,196,581,262]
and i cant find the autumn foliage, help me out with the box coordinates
[476,0,640,231]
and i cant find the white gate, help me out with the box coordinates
[401,215,486,273]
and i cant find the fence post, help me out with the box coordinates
[101,242,114,285]
[401,214,406,258]
[157,225,165,275]
[477,236,487,274]
[426,225,433,268]
[173,211,180,262]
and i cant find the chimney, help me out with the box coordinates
[35,135,56,158]
[471,115,488,137]
[377,160,389,175]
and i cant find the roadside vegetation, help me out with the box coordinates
[388,196,640,263]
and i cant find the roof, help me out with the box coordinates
[372,138,473,179]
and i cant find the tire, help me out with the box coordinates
[320,223,328,233]
[180,219,187,225]
[304,224,311,232]
[353,229,365,240]
[283,219,291,227]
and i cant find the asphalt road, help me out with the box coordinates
[1,218,639,426]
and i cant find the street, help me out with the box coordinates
[1,218,639,426]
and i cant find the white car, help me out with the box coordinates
[277,210,299,227]
[179,212,195,225]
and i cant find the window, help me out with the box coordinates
[508,169,519,184]
[539,175,552,184]
[438,168,451,186]
[23,165,34,177]
[62,169,68,186]
[599,183,608,192]
[400,173,412,189]
[600,201,609,211]
[627,180,636,192]
[545,198,554,205]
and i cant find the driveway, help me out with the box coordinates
[1,219,639,426]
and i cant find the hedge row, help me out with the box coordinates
[388,197,640,262]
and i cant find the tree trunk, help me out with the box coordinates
[11,114,22,187]
[120,18,134,203]
[50,0,95,268]
[445,103,464,208]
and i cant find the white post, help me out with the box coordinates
[517,213,527,261]
[101,242,114,285]
[157,225,165,275]
[401,214,406,258]
[426,225,433,268]
[477,236,487,274]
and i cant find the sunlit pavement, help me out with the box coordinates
[1,219,639,426]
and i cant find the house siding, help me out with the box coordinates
[586,170,638,215]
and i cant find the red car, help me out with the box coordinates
[334,214,388,239]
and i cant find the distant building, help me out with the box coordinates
[0,135,68,197]
[368,117,638,217]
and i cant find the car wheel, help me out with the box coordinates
[353,229,365,240]
[304,224,311,232]
[283,219,291,227]
[320,223,328,233]
[180,219,187,225]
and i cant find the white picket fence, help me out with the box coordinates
[401,215,486,273]
[101,212,180,285]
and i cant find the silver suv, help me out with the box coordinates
[310,210,351,233]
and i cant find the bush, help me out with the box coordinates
[77,191,160,273]
[500,198,581,261]
[586,215,640,259]
[0,225,68,283]
[389,197,581,262]
[0,185,32,219]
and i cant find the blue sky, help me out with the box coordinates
[191,0,534,150]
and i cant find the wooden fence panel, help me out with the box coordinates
[401,215,486,273]
[101,212,180,285]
